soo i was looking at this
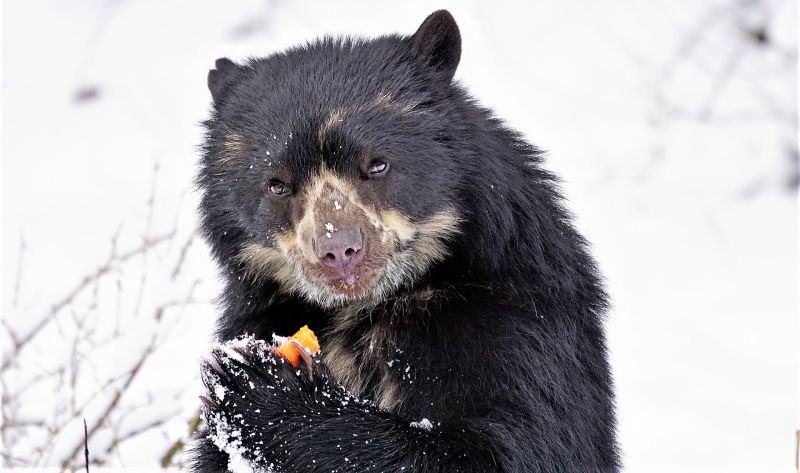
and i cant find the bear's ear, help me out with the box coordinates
[409,10,461,82]
[208,57,242,105]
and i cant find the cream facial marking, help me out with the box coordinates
[293,165,364,264]
[316,93,421,150]
[372,92,421,116]
[236,241,298,291]
[236,206,461,306]
[219,132,245,165]
[231,145,462,307]
[317,110,344,150]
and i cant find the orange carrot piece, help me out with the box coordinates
[274,325,319,367]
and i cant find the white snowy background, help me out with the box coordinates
[2,0,797,471]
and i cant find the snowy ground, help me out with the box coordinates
[3,0,797,471]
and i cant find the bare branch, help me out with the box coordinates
[61,335,158,469]
[171,231,197,281]
[105,417,170,456]
[132,162,161,320]
[1,231,175,373]
[160,411,202,468]
[12,236,26,308]
[84,419,89,473]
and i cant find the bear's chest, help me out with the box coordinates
[321,322,408,411]
[320,289,449,413]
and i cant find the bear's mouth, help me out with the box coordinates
[317,266,382,299]
[300,245,388,301]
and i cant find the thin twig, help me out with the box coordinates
[105,417,172,455]
[160,411,202,468]
[84,418,89,473]
[132,162,161,319]
[12,237,26,308]
[61,336,158,469]
[1,232,174,373]
[171,231,197,280]
[698,38,748,119]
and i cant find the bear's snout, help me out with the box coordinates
[314,227,365,284]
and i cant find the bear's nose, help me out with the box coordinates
[315,228,364,277]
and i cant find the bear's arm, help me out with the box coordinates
[196,341,501,472]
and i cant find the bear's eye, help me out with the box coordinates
[368,160,389,177]
[269,180,290,197]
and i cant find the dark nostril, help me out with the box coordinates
[344,248,356,257]
[323,253,336,263]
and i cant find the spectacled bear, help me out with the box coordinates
[190,10,619,473]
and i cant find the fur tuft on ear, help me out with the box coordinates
[409,10,462,82]
[208,57,241,105]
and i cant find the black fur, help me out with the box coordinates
[191,10,618,473]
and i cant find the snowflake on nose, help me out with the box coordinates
[324,222,336,238]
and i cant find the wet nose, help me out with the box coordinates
[316,228,364,275]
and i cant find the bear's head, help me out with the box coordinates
[198,11,480,308]
[198,11,469,307]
